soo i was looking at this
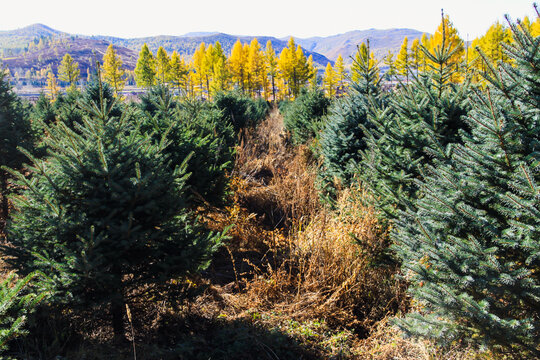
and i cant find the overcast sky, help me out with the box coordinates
[1,0,536,39]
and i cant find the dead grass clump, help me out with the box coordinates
[355,317,489,360]
[233,107,321,230]
[241,186,407,335]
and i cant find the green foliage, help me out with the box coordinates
[4,81,224,339]
[360,32,470,220]
[0,70,36,222]
[213,90,269,133]
[318,91,371,201]
[317,46,384,202]
[282,88,331,145]
[139,84,235,205]
[0,272,46,354]
[392,19,540,355]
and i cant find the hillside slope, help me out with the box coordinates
[292,28,426,62]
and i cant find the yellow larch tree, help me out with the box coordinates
[351,42,378,83]
[58,53,80,90]
[102,44,126,96]
[278,37,310,97]
[322,62,337,97]
[395,36,409,81]
[264,40,278,101]
[207,41,228,96]
[192,42,208,97]
[469,21,512,79]
[429,14,465,82]
[168,51,189,96]
[155,46,170,84]
[247,38,264,96]
[46,71,59,100]
[307,55,318,88]
[409,38,421,75]
[229,40,247,92]
[334,54,347,95]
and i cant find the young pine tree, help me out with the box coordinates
[4,80,223,341]
[393,17,540,355]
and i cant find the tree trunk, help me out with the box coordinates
[110,270,126,343]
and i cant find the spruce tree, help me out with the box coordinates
[360,23,470,219]
[4,80,223,341]
[393,17,540,355]
[139,85,235,205]
[282,87,330,145]
[0,71,35,230]
[318,44,383,202]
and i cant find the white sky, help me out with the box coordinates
[1,0,536,40]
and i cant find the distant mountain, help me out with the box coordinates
[2,37,137,77]
[90,33,332,67]
[292,28,426,63]
[0,24,426,77]
[0,23,64,54]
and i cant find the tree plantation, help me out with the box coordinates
[0,7,538,360]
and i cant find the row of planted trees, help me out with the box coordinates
[134,37,319,100]
[0,57,270,353]
[282,10,539,357]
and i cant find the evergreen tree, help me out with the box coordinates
[135,43,156,88]
[393,18,540,355]
[283,87,330,145]
[360,21,470,220]
[0,272,47,354]
[0,71,35,229]
[139,85,235,204]
[4,80,223,341]
[318,42,382,202]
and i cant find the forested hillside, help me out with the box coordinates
[0,5,539,360]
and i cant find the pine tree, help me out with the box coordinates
[247,38,264,96]
[318,41,382,201]
[4,80,223,341]
[393,17,540,355]
[58,53,80,90]
[0,272,47,353]
[135,43,156,88]
[102,44,126,96]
